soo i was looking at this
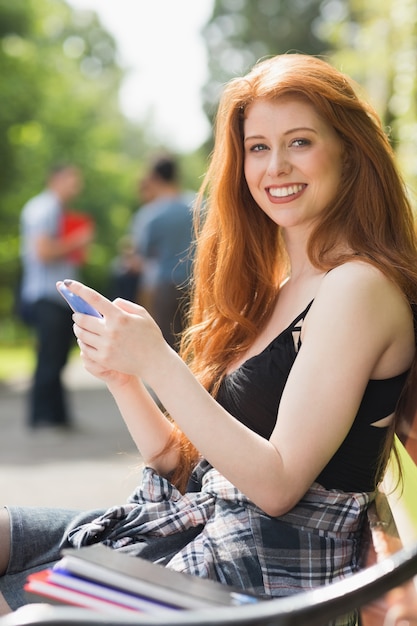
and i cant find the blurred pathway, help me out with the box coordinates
[0,357,142,509]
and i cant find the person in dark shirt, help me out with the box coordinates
[2,55,417,625]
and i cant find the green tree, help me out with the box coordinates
[0,0,218,336]
[321,0,417,206]
[0,0,150,325]
[201,0,330,120]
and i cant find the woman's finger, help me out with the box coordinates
[59,279,114,317]
[73,325,99,351]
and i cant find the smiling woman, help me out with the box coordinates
[1,54,417,626]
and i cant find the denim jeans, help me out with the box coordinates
[0,506,103,610]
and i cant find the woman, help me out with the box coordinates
[1,54,417,625]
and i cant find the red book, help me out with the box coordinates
[24,570,138,615]
[61,211,94,264]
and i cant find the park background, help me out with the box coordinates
[1,0,417,381]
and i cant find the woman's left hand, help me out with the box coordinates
[66,280,169,381]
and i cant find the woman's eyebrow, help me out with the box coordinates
[284,126,318,135]
[243,134,266,143]
[244,127,318,143]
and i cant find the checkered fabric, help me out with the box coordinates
[67,461,371,603]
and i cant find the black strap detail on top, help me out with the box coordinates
[291,300,314,352]
[215,301,315,441]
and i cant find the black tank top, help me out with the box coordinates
[215,302,409,492]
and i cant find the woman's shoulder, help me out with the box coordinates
[304,259,414,378]
[312,259,413,351]
[321,259,401,302]
[326,257,388,279]
[307,258,411,338]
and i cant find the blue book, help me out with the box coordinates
[42,568,177,613]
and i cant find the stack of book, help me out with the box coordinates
[25,544,261,616]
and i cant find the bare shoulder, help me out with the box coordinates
[319,260,406,307]
[307,260,414,377]
[323,259,391,286]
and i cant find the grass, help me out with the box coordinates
[0,343,82,383]
[0,344,34,382]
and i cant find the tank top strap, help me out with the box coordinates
[291,299,314,329]
[291,300,314,353]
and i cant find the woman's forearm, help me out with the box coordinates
[107,376,180,476]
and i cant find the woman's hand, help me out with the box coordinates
[57,280,180,470]
[77,347,134,389]
[62,280,170,385]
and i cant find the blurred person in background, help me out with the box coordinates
[19,163,94,429]
[108,234,142,303]
[131,155,195,350]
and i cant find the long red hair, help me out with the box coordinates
[166,54,417,491]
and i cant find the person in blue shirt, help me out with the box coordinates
[131,155,195,350]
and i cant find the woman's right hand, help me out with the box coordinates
[77,340,135,391]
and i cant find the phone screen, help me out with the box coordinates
[57,284,102,317]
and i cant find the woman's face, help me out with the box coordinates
[243,97,343,233]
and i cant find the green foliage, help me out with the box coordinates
[0,344,34,382]
[0,0,209,329]
[0,0,129,313]
[323,0,417,205]
[201,0,331,124]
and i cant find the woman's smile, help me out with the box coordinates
[267,183,307,201]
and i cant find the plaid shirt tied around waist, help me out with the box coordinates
[67,461,371,604]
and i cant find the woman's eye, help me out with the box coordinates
[249,143,268,152]
[291,138,311,147]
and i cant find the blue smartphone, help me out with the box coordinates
[57,283,102,318]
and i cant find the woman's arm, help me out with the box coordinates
[107,377,179,476]
[67,264,414,516]
[72,323,180,475]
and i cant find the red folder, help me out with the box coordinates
[61,211,94,264]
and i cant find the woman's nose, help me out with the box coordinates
[267,150,291,176]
